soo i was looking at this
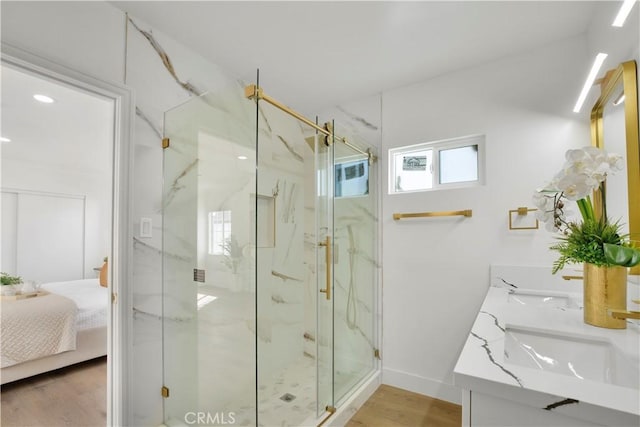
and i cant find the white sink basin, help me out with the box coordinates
[504,326,639,389]
[507,289,578,309]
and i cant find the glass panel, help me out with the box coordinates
[254,100,325,424]
[392,149,433,192]
[332,125,378,405]
[162,85,256,426]
[439,145,478,184]
[316,128,334,416]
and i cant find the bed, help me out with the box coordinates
[1,278,108,384]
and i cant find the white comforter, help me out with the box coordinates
[1,293,77,368]
[41,278,109,330]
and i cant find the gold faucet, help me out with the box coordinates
[608,299,640,320]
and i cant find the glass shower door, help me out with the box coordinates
[332,128,378,405]
[316,127,334,417]
[162,87,257,426]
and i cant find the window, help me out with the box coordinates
[208,210,231,255]
[335,158,369,198]
[389,134,485,194]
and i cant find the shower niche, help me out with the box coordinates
[161,79,379,426]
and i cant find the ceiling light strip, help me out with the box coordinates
[573,53,608,113]
[612,0,637,27]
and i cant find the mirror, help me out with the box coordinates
[591,60,639,274]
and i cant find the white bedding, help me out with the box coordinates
[41,278,109,330]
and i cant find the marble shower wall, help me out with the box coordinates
[125,12,382,424]
[125,14,255,425]
[255,101,314,381]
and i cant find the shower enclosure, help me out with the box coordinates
[161,79,378,426]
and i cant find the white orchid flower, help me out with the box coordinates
[555,173,592,201]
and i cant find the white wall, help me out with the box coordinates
[2,159,112,279]
[379,2,640,402]
[380,35,593,403]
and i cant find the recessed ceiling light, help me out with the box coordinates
[33,94,54,103]
[237,155,248,160]
[0,137,11,142]
[573,53,608,113]
[612,0,637,27]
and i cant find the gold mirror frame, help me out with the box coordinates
[591,60,639,275]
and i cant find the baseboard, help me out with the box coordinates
[382,367,462,405]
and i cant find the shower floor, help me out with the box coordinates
[162,284,371,427]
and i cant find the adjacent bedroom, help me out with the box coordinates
[0,61,114,426]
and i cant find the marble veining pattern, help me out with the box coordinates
[128,17,202,97]
[336,106,379,131]
[277,135,304,162]
[544,398,580,411]
[480,310,505,332]
[470,331,523,387]
[162,158,198,209]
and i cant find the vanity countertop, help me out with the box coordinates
[454,278,640,423]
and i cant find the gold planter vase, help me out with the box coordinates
[583,263,627,329]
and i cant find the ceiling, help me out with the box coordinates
[0,65,114,175]
[111,1,601,115]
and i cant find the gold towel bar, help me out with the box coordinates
[393,209,472,220]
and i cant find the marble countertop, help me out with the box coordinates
[454,275,640,423]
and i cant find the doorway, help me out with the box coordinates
[0,45,132,425]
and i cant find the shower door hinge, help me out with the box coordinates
[111,293,117,304]
[374,348,381,360]
[162,138,170,149]
[161,386,170,398]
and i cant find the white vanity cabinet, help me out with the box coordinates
[462,390,603,427]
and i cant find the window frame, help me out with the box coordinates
[208,210,232,255]
[388,134,485,195]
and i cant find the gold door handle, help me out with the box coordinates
[318,236,331,300]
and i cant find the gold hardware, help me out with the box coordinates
[162,138,170,149]
[609,299,640,320]
[584,264,627,329]
[111,293,117,304]
[244,84,374,162]
[609,309,640,320]
[508,207,539,230]
[374,348,381,360]
[317,405,337,427]
[319,236,331,300]
[161,386,169,398]
[323,123,333,146]
[562,275,583,280]
[393,209,472,220]
[591,60,639,275]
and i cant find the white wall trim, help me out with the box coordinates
[382,367,462,404]
[1,42,134,426]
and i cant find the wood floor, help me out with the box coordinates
[0,357,107,427]
[1,362,459,427]
[346,384,462,427]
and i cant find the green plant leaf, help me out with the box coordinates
[604,243,640,267]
